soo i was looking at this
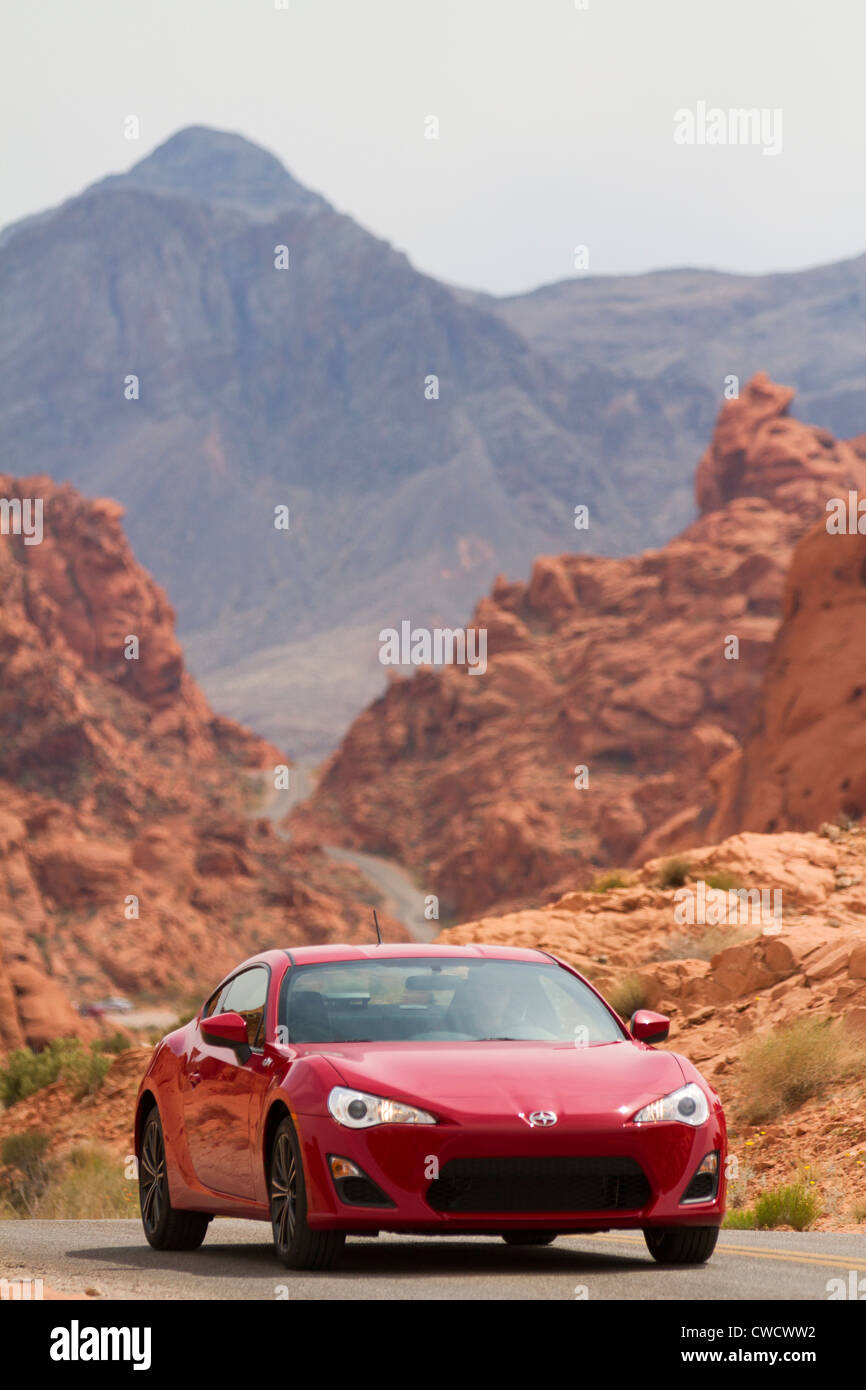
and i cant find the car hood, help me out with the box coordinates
[310,1040,687,1122]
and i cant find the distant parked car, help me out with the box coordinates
[78,997,132,1017]
[135,943,727,1270]
[78,1002,107,1019]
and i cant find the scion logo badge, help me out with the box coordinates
[518,1111,558,1128]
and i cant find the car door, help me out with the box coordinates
[182,965,273,1199]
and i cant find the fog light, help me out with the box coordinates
[696,1152,718,1176]
[329,1156,363,1180]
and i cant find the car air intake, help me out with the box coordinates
[680,1170,717,1203]
[426,1156,651,1213]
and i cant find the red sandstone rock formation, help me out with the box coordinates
[709,518,866,839]
[295,376,866,918]
[0,477,393,1049]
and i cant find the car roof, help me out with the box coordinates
[235,942,555,970]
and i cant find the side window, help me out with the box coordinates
[220,967,269,1050]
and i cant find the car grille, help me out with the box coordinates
[426,1156,651,1213]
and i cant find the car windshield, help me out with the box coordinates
[279,958,625,1044]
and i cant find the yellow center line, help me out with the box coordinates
[564,1232,866,1270]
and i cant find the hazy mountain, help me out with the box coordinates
[2,126,864,754]
[480,257,866,442]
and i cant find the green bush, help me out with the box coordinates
[658,856,690,889]
[95,1031,132,1055]
[753,1184,820,1230]
[60,1047,110,1101]
[723,1183,819,1231]
[723,1208,757,1230]
[0,1037,111,1107]
[0,1044,64,1105]
[704,871,739,892]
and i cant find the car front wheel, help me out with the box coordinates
[139,1108,210,1251]
[644,1225,719,1265]
[269,1117,346,1270]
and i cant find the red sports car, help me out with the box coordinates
[135,943,726,1269]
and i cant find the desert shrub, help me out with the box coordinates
[589,871,629,893]
[0,1130,53,1214]
[30,1146,139,1220]
[753,1183,820,1230]
[850,1200,866,1224]
[0,1043,64,1105]
[1,1130,50,1175]
[723,1208,757,1229]
[654,926,755,962]
[0,1143,138,1220]
[608,974,650,1020]
[723,1182,819,1231]
[60,1046,110,1101]
[95,1031,132,1055]
[0,1038,111,1107]
[738,1017,862,1123]
[704,871,739,892]
[658,856,690,889]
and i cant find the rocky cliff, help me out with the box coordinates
[0,476,388,1050]
[296,376,866,919]
[709,514,866,838]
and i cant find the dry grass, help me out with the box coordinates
[0,1144,138,1220]
[737,1016,864,1124]
[588,870,631,893]
[654,925,757,962]
[607,974,651,1020]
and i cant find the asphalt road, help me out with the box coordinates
[323,843,437,943]
[255,772,435,942]
[2,1222,864,1300]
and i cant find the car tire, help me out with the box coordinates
[269,1117,346,1270]
[644,1225,719,1265]
[501,1231,558,1246]
[139,1108,210,1251]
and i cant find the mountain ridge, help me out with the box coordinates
[4,126,866,754]
[294,376,866,917]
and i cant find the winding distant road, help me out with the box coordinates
[254,772,437,943]
[2,1221,863,1301]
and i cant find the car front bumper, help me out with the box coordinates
[295,1108,727,1233]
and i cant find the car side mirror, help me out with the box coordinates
[201,1011,250,1049]
[630,1009,670,1044]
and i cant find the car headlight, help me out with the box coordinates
[632,1082,709,1127]
[327,1086,437,1128]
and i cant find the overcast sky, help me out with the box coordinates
[2,0,864,295]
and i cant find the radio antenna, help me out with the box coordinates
[372,909,383,945]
